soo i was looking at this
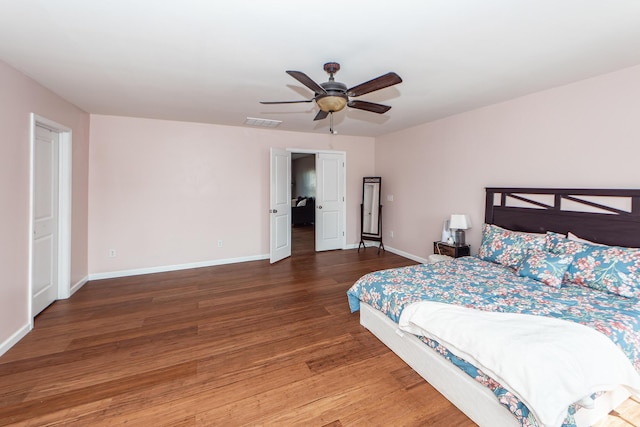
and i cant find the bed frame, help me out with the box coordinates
[485,187,640,248]
[360,187,640,426]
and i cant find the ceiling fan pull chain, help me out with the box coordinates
[329,112,334,134]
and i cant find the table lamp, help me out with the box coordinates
[449,214,471,246]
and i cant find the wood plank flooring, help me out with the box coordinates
[1,225,639,426]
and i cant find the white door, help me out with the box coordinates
[315,153,345,251]
[32,125,59,315]
[270,148,291,263]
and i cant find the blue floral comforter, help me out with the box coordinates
[346,256,640,427]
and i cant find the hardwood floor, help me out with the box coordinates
[1,226,639,426]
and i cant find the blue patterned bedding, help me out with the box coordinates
[347,256,640,427]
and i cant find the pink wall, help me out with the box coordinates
[376,64,640,260]
[88,116,375,275]
[0,59,89,353]
[5,54,640,353]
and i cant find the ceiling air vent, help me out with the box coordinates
[244,117,282,128]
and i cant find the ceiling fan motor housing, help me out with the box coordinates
[316,80,348,112]
[323,62,341,75]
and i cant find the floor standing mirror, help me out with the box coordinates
[359,176,384,253]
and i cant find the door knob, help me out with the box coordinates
[318,205,323,209]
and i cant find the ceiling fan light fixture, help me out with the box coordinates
[316,94,348,113]
[261,62,402,123]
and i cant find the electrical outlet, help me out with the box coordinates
[108,249,116,258]
[390,231,394,238]
[387,194,394,202]
[217,240,223,248]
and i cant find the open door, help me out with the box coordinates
[315,152,345,251]
[32,125,59,316]
[29,114,72,322]
[269,148,291,263]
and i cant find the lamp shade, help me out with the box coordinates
[449,214,471,230]
[316,94,348,112]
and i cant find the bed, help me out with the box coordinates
[347,188,640,427]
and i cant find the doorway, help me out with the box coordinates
[291,153,316,255]
[269,149,346,263]
[30,114,72,321]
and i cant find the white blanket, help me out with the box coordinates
[398,301,640,427]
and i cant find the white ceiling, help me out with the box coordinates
[1,1,640,137]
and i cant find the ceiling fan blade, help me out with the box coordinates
[347,72,402,97]
[313,110,329,121]
[259,99,313,104]
[286,71,327,95]
[347,100,391,114]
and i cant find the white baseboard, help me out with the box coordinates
[88,254,270,281]
[383,245,427,264]
[69,275,88,297]
[87,245,425,282]
[346,241,426,264]
[1,276,87,357]
[0,323,31,358]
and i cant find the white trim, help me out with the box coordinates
[341,152,347,249]
[70,276,89,296]
[347,240,429,264]
[0,323,31,358]
[383,245,428,264]
[29,114,73,321]
[288,148,347,156]
[57,131,72,299]
[89,254,270,281]
[28,118,35,325]
[88,246,424,282]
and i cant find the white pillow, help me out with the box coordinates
[428,254,453,264]
[296,198,307,207]
[567,232,603,246]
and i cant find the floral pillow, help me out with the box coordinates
[565,244,640,298]
[517,250,574,288]
[545,231,588,256]
[478,224,546,269]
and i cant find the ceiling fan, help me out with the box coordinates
[260,62,402,130]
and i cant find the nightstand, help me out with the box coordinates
[433,241,470,258]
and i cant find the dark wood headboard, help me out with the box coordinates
[485,188,640,248]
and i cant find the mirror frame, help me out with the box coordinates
[361,176,382,238]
